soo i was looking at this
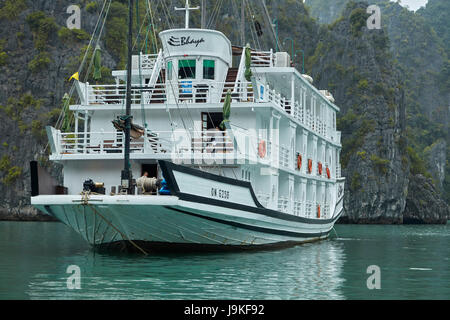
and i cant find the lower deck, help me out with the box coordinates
[36,157,344,221]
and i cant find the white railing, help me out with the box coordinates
[323,204,330,219]
[293,201,302,216]
[251,50,274,67]
[305,201,313,218]
[276,200,330,218]
[293,101,304,123]
[87,84,166,105]
[279,145,290,168]
[56,128,285,162]
[58,131,173,155]
[57,130,236,156]
[140,53,159,70]
[147,50,164,87]
[305,110,313,129]
[278,196,289,213]
[234,47,247,91]
[336,165,341,178]
[266,87,292,114]
[85,81,254,105]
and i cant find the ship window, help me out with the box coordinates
[203,60,215,80]
[178,59,196,79]
[167,61,173,81]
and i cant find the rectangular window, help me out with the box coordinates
[167,61,173,81]
[178,59,196,79]
[203,60,215,80]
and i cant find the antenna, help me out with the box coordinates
[175,0,200,29]
[241,0,245,45]
[201,0,206,29]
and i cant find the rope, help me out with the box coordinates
[259,0,283,52]
[80,191,148,255]
[246,0,262,50]
[206,0,224,29]
[135,0,148,129]
[53,0,110,132]
[51,0,112,162]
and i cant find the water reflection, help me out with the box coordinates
[25,237,346,300]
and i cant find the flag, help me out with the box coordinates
[69,72,79,81]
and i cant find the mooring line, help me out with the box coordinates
[79,192,148,255]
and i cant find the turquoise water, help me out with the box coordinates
[0,221,448,300]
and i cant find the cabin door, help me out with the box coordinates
[201,112,223,130]
[141,163,158,179]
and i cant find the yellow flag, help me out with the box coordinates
[69,72,79,81]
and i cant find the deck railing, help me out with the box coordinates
[278,196,289,213]
[85,81,254,105]
[279,145,290,168]
[293,201,302,216]
[251,50,274,67]
[305,201,314,218]
[336,165,342,178]
[323,204,331,218]
[83,79,340,146]
[140,53,159,70]
[57,130,238,155]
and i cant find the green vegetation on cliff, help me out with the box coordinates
[0,0,27,21]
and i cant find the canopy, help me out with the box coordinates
[93,45,102,81]
[244,44,252,82]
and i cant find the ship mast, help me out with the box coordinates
[175,0,199,29]
[201,0,206,29]
[121,0,134,194]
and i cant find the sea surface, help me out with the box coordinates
[0,221,448,300]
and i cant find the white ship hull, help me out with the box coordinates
[31,161,344,251]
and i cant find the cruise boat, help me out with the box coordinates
[31,0,345,252]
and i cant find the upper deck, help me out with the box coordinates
[49,27,343,178]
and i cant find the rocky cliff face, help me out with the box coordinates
[425,140,447,193]
[404,174,450,224]
[0,0,117,220]
[306,2,411,223]
[304,0,449,222]
[305,0,349,24]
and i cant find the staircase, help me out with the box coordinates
[221,68,238,102]
[146,71,166,104]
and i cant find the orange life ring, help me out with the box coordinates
[317,204,321,218]
[308,159,312,173]
[258,140,266,158]
[297,154,302,170]
[326,167,331,179]
[318,162,323,175]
